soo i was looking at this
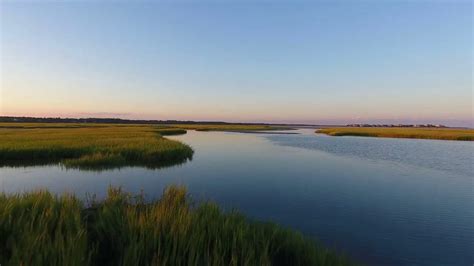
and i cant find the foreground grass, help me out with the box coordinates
[0,125,193,169]
[0,186,354,266]
[317,127,474,141]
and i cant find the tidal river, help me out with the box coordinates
[1,129,473,265]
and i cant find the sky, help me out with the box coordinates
[1,1,472,126]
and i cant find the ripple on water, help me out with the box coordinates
[266,134,474,177]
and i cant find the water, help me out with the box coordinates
[1,129,473,265]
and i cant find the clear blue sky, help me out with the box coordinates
[1,1,472,126]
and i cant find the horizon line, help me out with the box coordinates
[1,115,472,129]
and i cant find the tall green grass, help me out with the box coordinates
[0,186,355,266]
[317,127,474,141]
[0,126,193,169]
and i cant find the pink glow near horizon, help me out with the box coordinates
[1,109,472,127]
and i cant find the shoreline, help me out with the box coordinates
[316,127,474,141]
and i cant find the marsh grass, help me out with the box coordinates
[0,122,116,129]
[317,127,474,141]
[0,122,290,169]
[153,128,187,135]
[0,186,355,266]
[0,125,193,169]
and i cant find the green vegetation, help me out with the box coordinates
[317,127,474,141]
[152,128,188,136]
[0,122,291,169]
[0,185,354,266]
[0,125,193,169]
[0,122,114,129]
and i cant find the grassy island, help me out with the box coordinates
[0,124,193,169]
[0,122,291,169]
[317,127,474,141]
[0,185,354,266]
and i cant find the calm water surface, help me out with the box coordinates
[1,129,473,265]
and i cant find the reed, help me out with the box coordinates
[0,186,355,266]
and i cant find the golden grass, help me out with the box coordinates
[0,122,117,129]
[0,122,292,168]
[0,125,193,169]
[317,127,474,141]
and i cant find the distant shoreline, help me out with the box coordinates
[317,127,474,141]
[1,116,471,130]
[0,116,323,127]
